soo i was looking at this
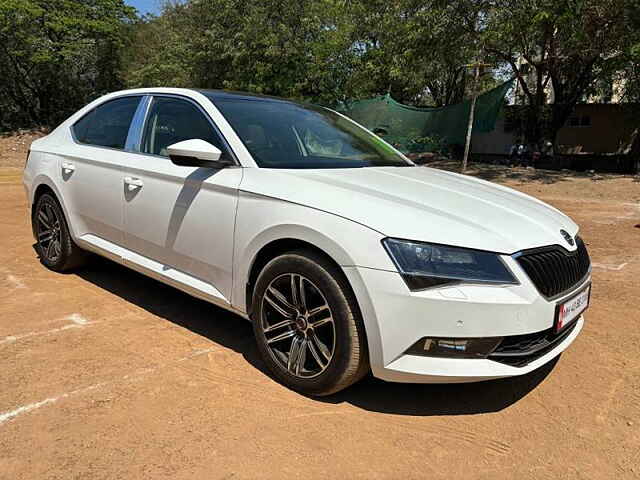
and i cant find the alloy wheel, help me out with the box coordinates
[260,273,336,378]
[36,201,62,262]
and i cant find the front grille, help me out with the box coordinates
[516,236,590,298]
[488,321,578,367]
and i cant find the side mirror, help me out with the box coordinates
[166,139,233,168]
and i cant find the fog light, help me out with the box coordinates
[406,336,503,358]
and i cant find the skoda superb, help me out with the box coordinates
[23,88,591,395]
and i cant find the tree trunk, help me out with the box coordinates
[523,105,543,149]
[549,102,574,152]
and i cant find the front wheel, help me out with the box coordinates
[252,250,369,396]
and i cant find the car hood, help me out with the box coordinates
[239,166,579,254]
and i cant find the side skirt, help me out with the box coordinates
[76,234,250,320]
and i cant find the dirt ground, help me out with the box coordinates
[1,134,639,479]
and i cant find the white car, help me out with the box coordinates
[23,88,591,396]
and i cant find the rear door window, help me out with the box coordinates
[72,96,141,149]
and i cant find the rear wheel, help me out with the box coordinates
[33,193,87,272]
[252,250,368,396]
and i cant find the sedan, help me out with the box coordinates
[23,88,591,395]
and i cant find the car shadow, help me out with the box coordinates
[164,167,222,250]
[76,256,269,373]
[75,256,559,417]
[318,358,557,416]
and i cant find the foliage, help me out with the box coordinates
[483,0,640,147]
[124,0,357,104]
[2,0,639,136]
[332,0,487,106]
[0,0,135,129]
[122,6,193,88]
[408,134,449,154]
[123,0,488,107]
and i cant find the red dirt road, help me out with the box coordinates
[0,151,639,478]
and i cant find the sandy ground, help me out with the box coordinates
[1,134,639,479]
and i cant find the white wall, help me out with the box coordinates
[471,117,516,155]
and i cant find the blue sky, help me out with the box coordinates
[125,0,161,16]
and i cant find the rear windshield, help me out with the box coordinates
[210,97,411,169]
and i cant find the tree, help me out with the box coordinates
[484,0,640,148]
[182,0,352,102]
[123,5,193,88]
[342,0,481,106]
[0,0,135,129]
[125,0,486,108]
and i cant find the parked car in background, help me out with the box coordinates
[23,88,591,395]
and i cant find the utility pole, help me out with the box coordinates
[462,62,490,173]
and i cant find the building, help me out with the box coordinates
[472,103,639,156]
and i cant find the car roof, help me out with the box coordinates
[100,88,312,110]
[105,87,291,103]
[194,89,298,104]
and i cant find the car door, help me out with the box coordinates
[122,95,243,307]
[57,95,142,257]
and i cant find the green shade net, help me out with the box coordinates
[337,80,513,153]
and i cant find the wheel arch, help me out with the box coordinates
[30,176,77,240]
[244,234,372,384]
[241,226,358,320]
[33,182,56,205]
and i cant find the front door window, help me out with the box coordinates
[141,97,224,157]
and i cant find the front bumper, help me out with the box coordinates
[343,258,588,384]
[379,317,583,383]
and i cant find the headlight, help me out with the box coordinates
[382,238,518,290]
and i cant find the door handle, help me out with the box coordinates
[61,162,75,173]
[123,176,144,191]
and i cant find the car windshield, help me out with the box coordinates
[210,97,412,169]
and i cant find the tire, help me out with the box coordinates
[33,193,87,272]
[251,249,369,396]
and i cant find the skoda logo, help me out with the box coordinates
[560,229,575,246]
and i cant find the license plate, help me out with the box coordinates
[555,284,590,332]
